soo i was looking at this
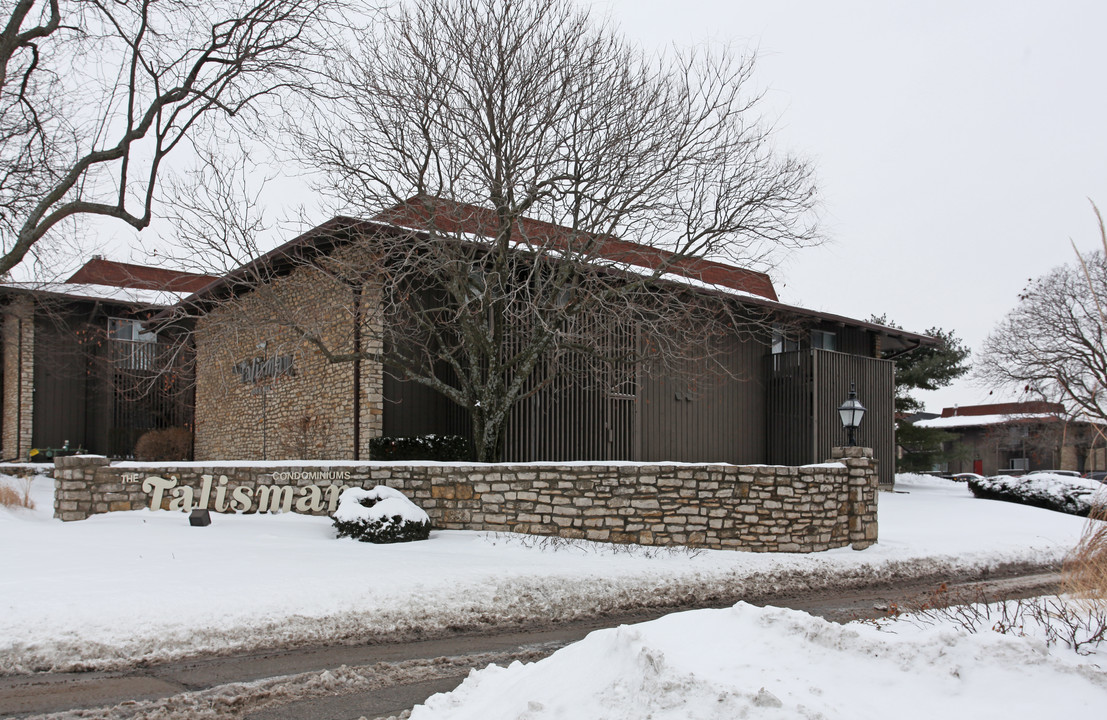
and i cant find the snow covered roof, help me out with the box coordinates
[914,413,1062,429]
[0,281,190,307]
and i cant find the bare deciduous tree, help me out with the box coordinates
[0,0,336,276]
[977,212,1107,425]
[176,0,819,461]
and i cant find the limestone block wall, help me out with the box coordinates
[193,263,384,461]
[0,462,52,478]
[54,447,879,552]
[2,297,34,460]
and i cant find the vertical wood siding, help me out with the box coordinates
[32,318,89,452]
[383,325,893,479]
[765,350,814,467]
[382,367,470,439]
[767,348,895,485]
[501,315,638,462]
[31,315,193,457]
[104,339,194,457]
[637,334,768,463]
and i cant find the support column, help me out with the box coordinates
[830,446,879,550]
[3,297,34,460]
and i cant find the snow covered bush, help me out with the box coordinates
[968,473,1107,516]
[332,486,432,543]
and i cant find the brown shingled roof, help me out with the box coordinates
[67,258,217,294]
[373,196,778,301]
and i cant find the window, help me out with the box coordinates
[771,325,800,354]
[811,330,837,351]
[108,318,156,343]
[1009,457,1029,471]
[108,318,156,370]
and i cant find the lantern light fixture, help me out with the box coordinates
[838,382,866,447]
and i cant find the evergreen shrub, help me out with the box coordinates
[368,434,469,461]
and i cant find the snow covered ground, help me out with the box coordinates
[0,472,1095,680]
[413,475,1107,718]
[412,600,1107,719]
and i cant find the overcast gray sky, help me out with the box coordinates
[599,0,1107,413]
[90,0,1106,415]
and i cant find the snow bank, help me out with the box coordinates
[411,602,1106,719]
[893,472,960,489]
[0,473,1091,673]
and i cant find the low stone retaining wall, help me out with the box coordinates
[0,462,54,479]
[53,447,878,552]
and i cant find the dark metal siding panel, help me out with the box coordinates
[501,357,636,462]
[833,327,873,357]
[84,339,112,454]
[104,338,194,457]
[501,316,637,463]
[31,305,194,458]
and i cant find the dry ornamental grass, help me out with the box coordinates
[0,477,34,510]
[1062,502,1107,607]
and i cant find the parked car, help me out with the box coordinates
[949,472,984,482]
[1026,470,1082,478]
[1083,471,1107,483]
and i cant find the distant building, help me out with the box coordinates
[913,401,1106,475]
[0,259,215,459]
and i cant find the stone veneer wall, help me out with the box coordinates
[54,447,878,552]
[193,262,383,461]
[2,297,34,460]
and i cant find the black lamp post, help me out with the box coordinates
[838,382,866,447]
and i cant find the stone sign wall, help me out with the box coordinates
[53,447,878,552]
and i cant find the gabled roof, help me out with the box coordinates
[0,259,214,308]
[374,196,778,301]
[0,281,191,307]
[175,199,936,351]
[67,258,217,294]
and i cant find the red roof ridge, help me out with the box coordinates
[372,196,778,301]
[67,258,218,294]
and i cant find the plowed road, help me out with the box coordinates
[0,568,1060,720]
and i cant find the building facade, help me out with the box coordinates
[0,260,213,459]
[185,208,932,485]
